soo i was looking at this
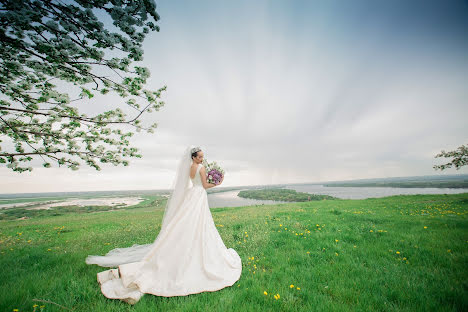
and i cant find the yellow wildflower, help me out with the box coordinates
[290,284,294,288]
[264,291,268,295]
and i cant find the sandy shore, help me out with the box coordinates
[0,197,145,210]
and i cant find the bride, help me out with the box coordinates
[85,146,242,304]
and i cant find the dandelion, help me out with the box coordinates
[290,284,294,288]
[297,287,300,290]
[280,224,282,227]
[335,252,339,256]
[424,226,427,229]
[13,309,19,312]
[274,293,280,300]
[306,251,310,254]
[370,230,373,232]
[335,239,339,242]
[264,291,268,295]
[396,251,400,254]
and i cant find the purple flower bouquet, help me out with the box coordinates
[202,159,225,185]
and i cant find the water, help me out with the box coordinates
[207,190,288,208]
[2,185,467,210]
[282,184,468,199]
[206,185,468,208]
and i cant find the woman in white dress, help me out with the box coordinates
[85,146,242,304]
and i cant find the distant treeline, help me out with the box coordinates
[323,181,468,189]
[237,188,337,202]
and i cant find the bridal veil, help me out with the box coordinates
[85,145,195,267]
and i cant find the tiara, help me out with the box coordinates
[191,146,201,154]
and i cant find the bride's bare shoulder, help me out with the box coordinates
[190,164,199,178]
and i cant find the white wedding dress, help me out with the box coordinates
[85,163,242,304]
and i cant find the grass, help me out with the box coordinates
[238,188,337,202]
[0,193,467,311]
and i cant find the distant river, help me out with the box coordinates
[207,190,287,208]
[207,185,468,208]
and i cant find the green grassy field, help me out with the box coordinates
[238,188,337,202]
[1,193,467,311]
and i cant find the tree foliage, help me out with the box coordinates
[0,0,166,172]
[433,143,468,171]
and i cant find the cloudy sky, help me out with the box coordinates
[2,0,468,193]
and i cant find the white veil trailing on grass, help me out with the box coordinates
[85,145,195,267]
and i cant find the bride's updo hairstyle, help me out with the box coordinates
[191,146,202,160]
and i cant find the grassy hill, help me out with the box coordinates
[1,193,467,311]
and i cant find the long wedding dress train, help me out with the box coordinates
[85,163,242,304]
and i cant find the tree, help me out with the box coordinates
[0,0,166,172]
[433,143,468,171]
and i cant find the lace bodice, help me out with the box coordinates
[190,163,204,188]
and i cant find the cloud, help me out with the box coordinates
[2,0,467,193]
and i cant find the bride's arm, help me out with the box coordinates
[199,166,216,189]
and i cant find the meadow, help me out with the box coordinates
[0,192,467,311]
[238,188,337,202]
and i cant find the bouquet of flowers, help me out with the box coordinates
[202,158,225,186]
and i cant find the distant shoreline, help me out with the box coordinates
[1,173,467,197]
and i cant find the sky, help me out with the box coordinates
[1,0,468,193]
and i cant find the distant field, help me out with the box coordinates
[0,195,166,221]
[238,188,337,202]
[1,192,467,311]
[324,181,468,188]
